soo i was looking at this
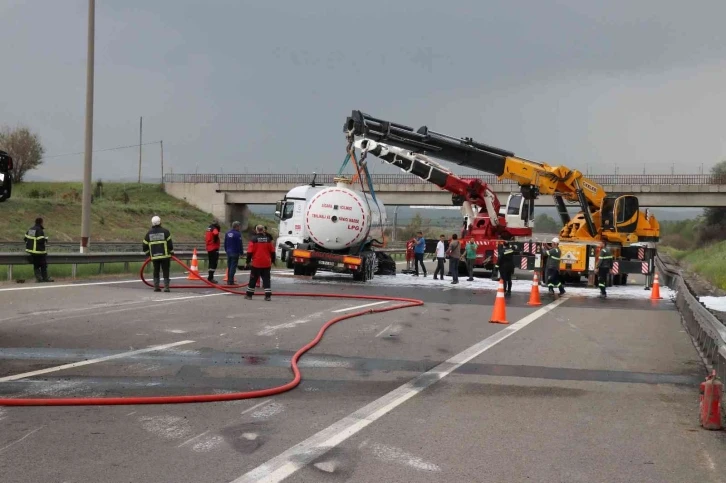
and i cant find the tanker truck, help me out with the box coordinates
[274,175,396,281]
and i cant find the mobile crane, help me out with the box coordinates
[352,138,538,275]
[344,111,661,286]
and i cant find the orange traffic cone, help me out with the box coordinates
[527,272,542,306]
[650,272,662,300]
[489,279,509,324]
[187,248,200,280]
[223,268,235,284]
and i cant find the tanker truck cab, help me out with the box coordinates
[274,185,318,266]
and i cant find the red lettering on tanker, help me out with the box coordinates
[311,213,331,220]
[321,203,333,208]
[340,205,352,211]
[348,225,361,231]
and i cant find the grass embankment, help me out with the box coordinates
[0,182,274,282]
[661,242,726,291]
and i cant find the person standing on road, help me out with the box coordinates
[413,231,427,277]
[433,234,446,280]
[465,239,477,281]
[24,217,53,283]
[446,234,461,284]
[142,216,174,292]
[496,240,515,296]
[545,237,565,295]
[596,246,614,298]
[224,221,243,285]
[205,219,222,283]
[244,224,276,301]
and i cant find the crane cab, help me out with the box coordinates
[503,193,535,233]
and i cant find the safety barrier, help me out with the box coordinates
[0,249,407,280]
[656,254,726,380]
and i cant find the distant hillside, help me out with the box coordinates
[0,182,275,243]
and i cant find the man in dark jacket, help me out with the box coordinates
[496,240,515,296]
[205,219,222,283]
[244,224,276,301]
[545,237,565,295]
[142,215,174,292]
[596,246,614,298]
[224,221,243,285]
[25,217,53,283]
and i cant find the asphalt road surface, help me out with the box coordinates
[0,266,723,483]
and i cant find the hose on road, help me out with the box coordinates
[0,255,423,407]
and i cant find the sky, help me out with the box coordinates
[1,0,726,182]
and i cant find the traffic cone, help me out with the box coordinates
[187,248,200,280]
[650,273,662,300]
[527,272,542,306]
[489,279,509,324]
[223,269,235,284]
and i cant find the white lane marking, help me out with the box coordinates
[257,311,327,336]
[370,443,441,472]
[375,323,395,338]
[178,430,211,447]
[0,340,195,382]
[152,293,230,302]
[250,402,284,420]
[0,271,288,293]
[0,426,43,454]
[232,296,569,483]
[0,276,189,292]
[240,399,273,416]
[331,301,389,313]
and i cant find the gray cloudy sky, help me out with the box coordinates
[2,0,725,181]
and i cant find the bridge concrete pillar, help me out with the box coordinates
[227,203,251,231]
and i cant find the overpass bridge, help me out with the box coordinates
[163,173,726,223]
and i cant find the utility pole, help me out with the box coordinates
[138,116,142,183]
[160,140,164,186]
[80,0,95,254]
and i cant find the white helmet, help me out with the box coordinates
[551,237,559,244]
[151,216,161,226]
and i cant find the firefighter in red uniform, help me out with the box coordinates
[205,219,222,283]
[244,224,276,301]
[405,238,415,272]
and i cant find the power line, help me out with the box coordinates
[42,141,161,160]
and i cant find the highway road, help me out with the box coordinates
[0,265,724,483]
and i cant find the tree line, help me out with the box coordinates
[0,124,45,182]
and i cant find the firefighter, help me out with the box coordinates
[142,215,174,292]
[496,240,514,296]
[597,246,614,298]
[24,217,53,283]
[205,219,222,283]
[405,238,415,272]
[545,237,565,295]
[244,224,276,301]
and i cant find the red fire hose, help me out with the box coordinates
[0,256,423,407]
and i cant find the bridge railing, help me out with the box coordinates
[656,254,726,381]
[164,173,726,185]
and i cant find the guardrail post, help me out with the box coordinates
[72,264,77,279]
[124,262,129,272]
[7,265,12,281]
[98,262,104,274]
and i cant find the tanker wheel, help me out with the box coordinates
[293,264,305,276]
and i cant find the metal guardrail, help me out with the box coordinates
[0,249,407,280]
[655,254,726,380]
[0,242,202,253]
[164,173,726,186]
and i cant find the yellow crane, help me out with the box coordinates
[344,110,660,286]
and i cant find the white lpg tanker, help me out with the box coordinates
[274,175,396,281]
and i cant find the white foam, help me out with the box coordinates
[698,296,726,313]
[270,273,674,301]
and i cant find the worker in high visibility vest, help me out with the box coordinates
[24,217,53,283]
[597,247,614,298]
[143,216,174,292]
[545,237,565,295]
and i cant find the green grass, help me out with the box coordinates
[661,241,726,290]
[1,181,276,242]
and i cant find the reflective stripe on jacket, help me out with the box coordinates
[25,224,48,254]
[143,226,174,260]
